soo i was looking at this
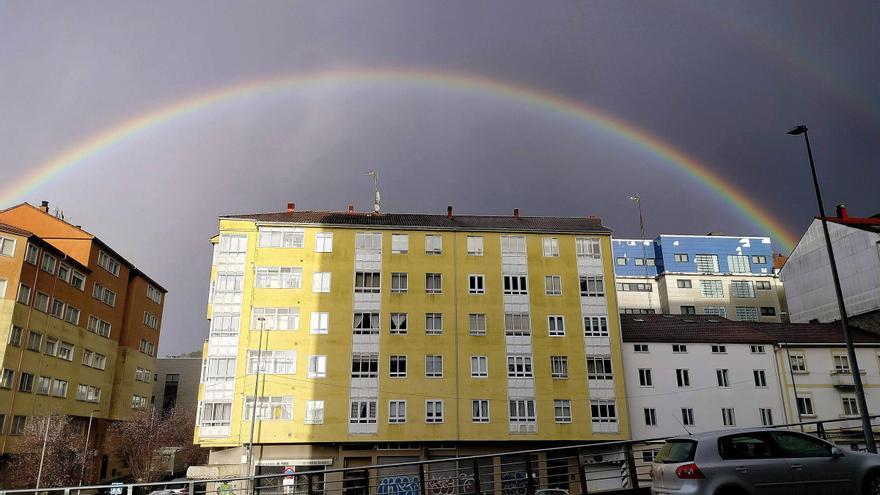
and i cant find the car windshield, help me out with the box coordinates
[655,440,697,463]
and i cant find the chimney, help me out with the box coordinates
[348,204,354,215]
[40,200,49,213]
[287,202,295,213]
[447,205,453,219]
[513,208,520,218]
[836,204,848,219]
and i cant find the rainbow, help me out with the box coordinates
[0,68,799,251]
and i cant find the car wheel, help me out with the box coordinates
[865,472,880,495]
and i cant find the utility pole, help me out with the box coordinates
[36,415,51,489]
[246,316,267,480]
[79,409,99,486]
[787,125,876,452]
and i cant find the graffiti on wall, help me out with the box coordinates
[501,471,527,495]
[378,475,420,495]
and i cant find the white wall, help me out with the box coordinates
[783,220,880,323]
[657,274,782,321]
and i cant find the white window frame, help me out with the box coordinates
[554,399,572,423]
[389,355,407,378]
[544,275,562,296]
[470,356,488,378]
[390,312,408,335]
[305,400,324,424]
[426,273,442,294]
[551,356,568,378]
[542,237,560,257]
[391,234,409,254]
[503,275,528,295]
[425,400,444,423]
[312,272,331,293]
[467,236,484,256]
[315,232,333,253]
[576,238,601,259]
[310,312,329,334]
[307,355,327,378]
[425,355,443,378]
[425,235,442,255]
[472,400,490,422]
[469,313,487,336]
[391,272,408,293]
[468,274,485,294]
[548,315,565,336]
[388,400,407,424]
[258,227,305,248]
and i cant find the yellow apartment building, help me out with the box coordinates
[195,205,628,479]
[0,202,166,484]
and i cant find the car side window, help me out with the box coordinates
[719,433,778,460]
[771,432,833,458]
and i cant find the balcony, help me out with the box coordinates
[830,369,865,388]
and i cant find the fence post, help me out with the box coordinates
[418,463,427,495]
[575,448,589,495]
[817,421,827,440]
[471,459,481,495]
[127,484,134,495]
[624,444,639,490]
[524,453,536,495]
[308,473,315,495]
[188,481,194,495]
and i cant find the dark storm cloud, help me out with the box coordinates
[1,0,877,354]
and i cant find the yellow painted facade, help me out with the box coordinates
[198,212,628,452]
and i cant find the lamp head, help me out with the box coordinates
[787,125,808,136]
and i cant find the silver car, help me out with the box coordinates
[650,428,880,495]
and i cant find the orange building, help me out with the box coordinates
[0,202,166,483]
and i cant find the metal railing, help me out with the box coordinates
[6,414,880,495]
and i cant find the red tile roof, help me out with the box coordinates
[823,215,880,233]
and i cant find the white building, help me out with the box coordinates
[621,314,880,445]
[781,205,880,331]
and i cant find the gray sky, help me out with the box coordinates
[1,1,877,355]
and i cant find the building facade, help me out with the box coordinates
[0,202,165,483]
[195,206,628,476]
[781,206,880,331]
[622,314,880,445]
[612,235,784,321]
[153,357,202,413]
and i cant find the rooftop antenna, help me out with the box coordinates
[366,170,381,213]
[671,412,692,435]
[629,195,654,312]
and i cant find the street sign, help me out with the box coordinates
[110,482,124,495]
[282,466,296,486]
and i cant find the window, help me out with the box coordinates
[752,255,767,264]
[633,344,649,353]
[694,254,719,272]
[388,400,407,423]
[699,280,723,298]
[139,339,155,356]
[579,276,604,297]
[307,355,327,378]
[8,325,23,346]
[704,306,727,318]
[586,356,613,380]
[143,311,159,329]
[247,350,296,374]
[547,315,565,336]
[0,369,13,388]
[501,236,526,255]
[218,234,247,254]
[509,399,536,423]
[672,253,688,263]
[583,316,608,337]
[310,312,329,334]
[426,400,444,423]
[842,397,859,416]
[258,227,304,248]
[64,306,80,325]
[25,244,39,264]
[353,312,380,334]
[796,396,815,416]
[760,408,774,426]
[305,401,324,424]
[681,305,696,315]
[425,355,443,377]
[542,237,559,257]
[144,285,162,305]
[750,345,766,353]
[676,369,691,387]
[44,337,58,356]
[634,257,644,266]
[389,355,407,378]
[26,331,42,352]
[735,306,758,322]
[638,368,653,387]
[681,408,695,426]
[833,355,851,373]
[554,400,572,423]
[550,356,568,378]
[19,372,34,392]
[468,274,485,294]
[772,431,834,458]
[354,272,380,293]
[731,280,755,298]
[504,312,531,336]
[57,342,73,361]
[355,232,382,251]
[92,353,107,370]
[97,251,121,276]
[391,234,408,254]
[135,367,152,383]
[590,399,617,424]
[40,253,58,274]
[617,282,654,292]
[17,284,32,305]
[254,267,303,289]
[711,344,727,354]
[472,400,490,422]
[471,356,488,377]
[50,379,67,398]
[469,314,486,336]
[385,274,407,296]
[243,396,293,420]
[507,355,533,377]
[425,313,443,335]
[390,313,408,335]
[425,273,442,294]
[757,281,773,291]
[753,370,767,387]
[313,272,331,293]
[34,291,49,312]
[576,238,601,259]
[0,279,5,299]
[789,352,807,373]
[425,235,442,255]
[760,307,776,316]
[11,416,27,435]
[57,263,71,284]
[200,402,232,427]
[616,257,626,265]
[677,279,692,289]
[252,307,299,330]
[544,275,562,295]
[351,353,379,378]
[131,395,148,410]
[87,316,112,337]
[315,232,333,253]
[646,258,656,266]
[467,236,484,256]
[672,344,687,353]
[716,369,730,387]
[721,408,736,426]
[503,275,528,295]
[727,255,751,273]
[50,301,64,323]
[644,408,657,426]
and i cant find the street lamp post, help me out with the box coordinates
[246,316,267,480]
[787,124,877,452]
[78,409,100,486]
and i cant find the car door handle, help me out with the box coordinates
[735,467,749,473]
[790,464,804,470]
